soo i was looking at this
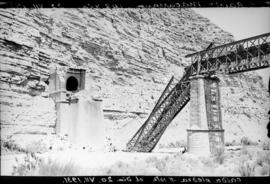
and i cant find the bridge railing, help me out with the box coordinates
[185,32,270,75]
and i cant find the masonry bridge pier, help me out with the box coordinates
[126,32,270,155]
[188,75,224,154]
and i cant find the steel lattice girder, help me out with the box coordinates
[186,33,270,75]
[126,76,175,150]
[126,76,178,151]
[127,33,270,152]
[130,82,190,152]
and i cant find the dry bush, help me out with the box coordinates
[241,147,253,160]
[12,153,40,176]
[12,154,77,176]
[145,156,166,173]
[25,140,48,154]
[256,152,270,167]
[262,141,270,150]
[225,140,238,146]
[37,158,77,176]
[158,140,187,149]
[213,147,225,165]
[241,147,249,155]
[201,157,215,168]
[105,137,117,152]
[238,160,255,176]
[241,137,252,146]
[1,139,24,154]
[260,163,270,176]
[2,137,50,155]
[254,152,270,176]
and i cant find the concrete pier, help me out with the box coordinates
[187,75,224,155]
[68,99,105,150]
[49,67,105,150]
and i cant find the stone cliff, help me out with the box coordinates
[0,8,269,148]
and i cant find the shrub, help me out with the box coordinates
[105,137,117,152]
[241,147,249,155]
[241,137,251,145]
[213,147,225,165]
[12,153,77,176]
[225,140,237,147]
[241,148,254,160]
[145,156,166,172]
[256,153,270,167]
[2,138,50,155]
[260,163,270,176]
[159,140,187,149]
[201,157,215,168]
[37,158,76,176]
[12,153,40,176]
[256,157,264,167]
[25,140,48,154]
[2,139,23,153]
[262,141,270,150]
[238,160,255,176]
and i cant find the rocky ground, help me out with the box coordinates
[1,138,270,176]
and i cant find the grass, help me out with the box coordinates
[1,139,25,154]
[213,147,226,165]
[260,163,270,176]
[225,140,238,147]
[241,147,254,160]
[158,140,187,149]
[262,141,270,150]
[256,152,270,167]
[12,153,40,176]
[238,160,255,176]
[240,136,257,146]
[12,154,77,176]
[25,140,48,153]
[1,138,49,155]
[201,157,215,168]
[254,152,270,176]
[5,132,269,176]
[37,158,77,176]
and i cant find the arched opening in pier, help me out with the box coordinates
[66,76,79,91]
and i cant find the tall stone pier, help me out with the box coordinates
[187,75,224,155]
[68,98,105,150]
[48,67,105,150]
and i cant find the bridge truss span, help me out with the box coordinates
[185,32,270,75]
[126,32,270,152]
[126,76,191,152]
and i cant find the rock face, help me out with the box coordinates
[0,9,269,147]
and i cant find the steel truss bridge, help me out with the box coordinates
[126,32,270,152]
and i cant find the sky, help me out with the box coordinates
[193,8,270,89]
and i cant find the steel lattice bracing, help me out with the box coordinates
[126,73,191,152]
[126,63,198,152]
[185,33,270,75]
[126,32,270,152]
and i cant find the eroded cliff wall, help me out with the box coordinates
[0,8,269,146]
